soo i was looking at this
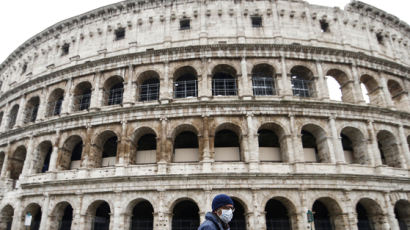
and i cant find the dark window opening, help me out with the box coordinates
[376,32,384,45]
[62,43,70,56]
[251,16,263,27]
[137,134,157,151]
[59,205,73,230]
[215,130,239,147]
[30,105,39,122]
[53,97,64,116]
[230,198,247,230]
[41,146,52,173]
[258,129,280,147]
[174,132,198,149]
[301,130,317,149]
[102,136,118,158]
[31,209,42,230]
[79,89,91,110]
[94,202,110,230]
[172,200,200,230]
[356,203,373,230]
[377,141,387,165]
[313,201,332,230]
[140,78,159,101]
[115,28,125,40]
[71,141,83,161]
[212,73,237,96]
[180,18,191,30]
[265,199,291,230]
[131,201,154,230]
[341,134,353,151]
[174,73,197,98]
[320,19,330,32]
[108,83,124,105]
[22,63,27,74]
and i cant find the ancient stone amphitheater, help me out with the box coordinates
[0,0,409,229]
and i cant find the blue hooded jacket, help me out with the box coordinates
[198,212,229,230]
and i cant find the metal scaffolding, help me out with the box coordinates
[212,79,237,96]
[252,77,276,96]
[174,80,197,98]
[139,83,160,101]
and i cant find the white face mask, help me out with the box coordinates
[219,209,233,223]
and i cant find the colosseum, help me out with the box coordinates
[0,0,409,229]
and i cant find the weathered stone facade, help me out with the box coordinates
[0,0,409,230]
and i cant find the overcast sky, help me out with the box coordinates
[0,0,409,63]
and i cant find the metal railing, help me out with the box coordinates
[174,80,197,98]
[172,219,199,230]
[291,78,313,98]
[130,219,153,230]
[47,99,63,116]
[252,77,276,96]
[212,79,237,96]
[23,106,39,123]
[105,88,124,105]
[73,93,91,111]
[266,219,291,230]
[139,83,160,101]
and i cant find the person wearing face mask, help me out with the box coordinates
[198,194,235,230]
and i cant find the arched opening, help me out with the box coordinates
[49,202,73,230]
[326,77,342,101]
[356,198,385,230]
[0,205,14,230]
[24,203,42,230]
[214,127,241,162]
[47,88,64,117]
[59,205,73,230]
[130,200,154,230]
[172,200,200,230]
[326,69,353,102]
[301,125,330,163]
[135,132,157,164]
[340,127,368,165]
[0,152,5,176]
[360,83,370,103]
[59,135,83,170]
[73,81,92,111]
[252,64,276,96]
[173,66,198,98]
[394,200,410,230]
[290,66,314,98]
[312,198,345,230]
[8,105,19,129]
[34,141,53,173]
[9,146,27,180]
[230,198,247,230]
[94,131,118,168]
[258,128,281,162]
[173,131,199,162]
[212,64,237,96]
[139,71,160,101]
[24,97,40,123]
[104,76,124,106]
[265,199,291,230]
[360,75,383,106]
[377,130,402,168]
[387,79,407,108]
[88,201,111,230]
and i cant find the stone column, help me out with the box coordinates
[11,198,23,230]
[235,1,246,43]
[61,78,73,115]
[280,56,293,98]
[21,136,34,177]
[15,96,26,128]
[0,102,9,132]
[351,63,366,104]
[240,57,252,99]
[36,87,47,121]
[123,65,135,107]
[398,124,410,168]
[199,0,208,45]
[315,60,330,101]
[154,190,169,230]
[90,71,102,111]
[39,194,50,230]
[251,189,265,230]
[160,62,171,104]
[81,125,94,168]
[70,194,83,230]
[201,115,212,173]
[157,117,168,174]
[329,116,345,164]
[367,120,383,166]
[297,189,310,230]
[289,115,303,162]
[383,192,400,230]
[343,190,358,230]
[48,130,60,172]
[379,74,394,108]
[117,120,130,166]
[247,113,259,172]
[0,149,9,178]
[199,58,211,100]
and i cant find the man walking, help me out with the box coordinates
[198,194,235,230]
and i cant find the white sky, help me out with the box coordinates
[0,0,409,63]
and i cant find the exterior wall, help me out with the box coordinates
[0,1,409,230]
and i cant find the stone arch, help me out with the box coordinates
[356,198,386,230]
[92,130,119,168]
[326,69,353,102]
[47,88,65,117]
[0,204,14,230]
[173,66,198,98]
[73,81,92,111]
[103,75,124,106]
[131,127,158,164]
[24,96,40,123]
[394,199,410,230]
[8,104,19,129]
[360,75,384,106]
[212,64,238,96]
[377,130,402,168]
[214,122,243,162]
[8,145,27,180]
[58,135,83,170]
[231,197,248,230]
[258,122,287,162]
[84,200,112,230]
[387,79,408,109]
[312,197,346,230]
[170,198,200,230]
[172,124,200,163]
[49,201,73,230]
[22,203,42,230]
[137,70,160,101]
[251,63,276,96]
[33,140,53,173]
[265,196,297,230]
[125,198,154,230]
[290,65,315,98]
[301,124,331,163]
[340,126,369,165]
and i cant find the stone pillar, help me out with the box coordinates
[48,130,60,172]
[343,190,358,230]
[61,78,73,115]
[21,136,34,177]
[15,96,26,128]
[240,57,252,98]
[367,120,383,166]
[251,189,265,230]
[112,202,124,230]
[329,116,345,163]
[199,58,211,100]
[11,198,23,230]
[154,190,169,230]
[90,71,102,111]
[0,149,9,178]
[297,189,310,230]
[315,60,330,101]
[157,117,168,174]
[0,103,9,132]
[289,115,303,162]
[201,115,212,173]
[235,1,245,43]
[160,62,171,104]
[199,0,208,45]
[398,124,410,168]
[379,74,394,108]
[351,63,366,104]
[383,193,400,230]
[36,87,47,121]
[123,65,135,107]
[247,113,259,172]
[39,195,50,230]
[280,56,293,98]
[81,125,94,168]
[70,194,83,230]
[117,120,130,166]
